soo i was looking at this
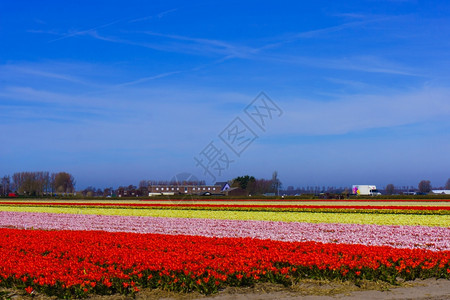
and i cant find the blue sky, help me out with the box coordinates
[1,0,450,189]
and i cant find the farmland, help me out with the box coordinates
[0,199,449,298]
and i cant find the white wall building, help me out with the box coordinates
[431,190,450,195]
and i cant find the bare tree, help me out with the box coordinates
[253,179,273,195]
[418,180,432,193]
[53,172,76,194]
[83,186,96,197]
[116,186,125,197]
[103,187,113,197]
[445,178,450,190]
[12,172,49,196]
[386,184,395,195]
[138,180,149,196]
[271,171,282,195]
[1,176,11,195]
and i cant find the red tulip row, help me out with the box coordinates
[0,201,448,211]
[0,228,449,297]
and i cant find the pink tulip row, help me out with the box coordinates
[1,211,448,251]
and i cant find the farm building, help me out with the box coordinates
[148,184,223,196]
[431,190,450,195]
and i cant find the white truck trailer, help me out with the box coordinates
[352,185,381,196]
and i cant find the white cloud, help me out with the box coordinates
[273,86,450,136]
[116,71,183,87]
[261,54,419,76]
[0,63,91,85]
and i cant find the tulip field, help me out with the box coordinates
[0,199,449,298]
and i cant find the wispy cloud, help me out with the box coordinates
[82,30,122,43]
[0,86,105,108]
[137,31,257,58]
[57,16,382,61]
[290,20,370,39]
[323,77,369,89]
[262,54,419,76]
[33,8,177,43]
[0,88,108,125]
[255,15,390,53]
[27,29,61,35]
[135,20,376,60]
[0,63,111,90]
[332,13,368,19]
[116,71,183,87]
[1,65,86,85]
[119,17,406,76]
[325,55,418,76]
[273,86,450,136]
[129,8,178,23]
[33,12,408,83]
[47,20,123,43]
[33,18,47,24]
[72,30,258,86]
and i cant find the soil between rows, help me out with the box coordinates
[2,278,449,300]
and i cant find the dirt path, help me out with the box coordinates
[2,279,449,299]
[204,279,450,300]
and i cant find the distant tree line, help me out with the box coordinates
[0,172,75,196]
[382,179,450,195]
[282,178,450,196]
[2,171,449,198]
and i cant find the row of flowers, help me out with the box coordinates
[1,211,449,251]
[1,205,448,226]
[139,199,450,202]
[0,201,448,211]
[0,228,449,297]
